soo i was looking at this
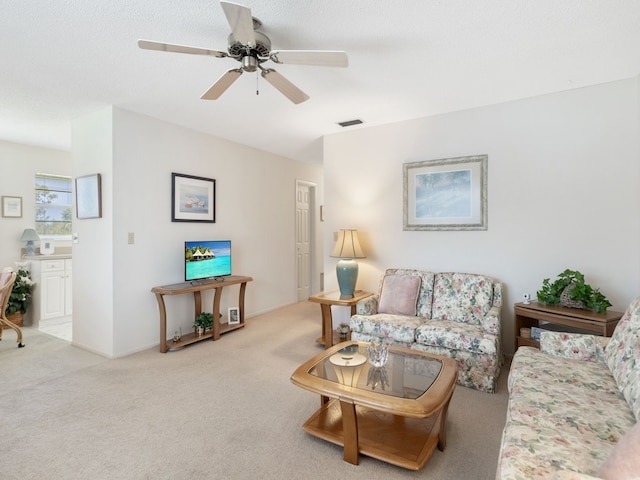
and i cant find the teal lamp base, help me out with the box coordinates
[336,259,358,297]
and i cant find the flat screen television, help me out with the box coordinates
[185,240,232,281]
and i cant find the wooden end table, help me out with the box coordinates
[291,341,458,470]
[514,301,624,349]
[308,290,372,348]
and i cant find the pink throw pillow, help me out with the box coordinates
[597,421,640,479]
[377,274,421,316]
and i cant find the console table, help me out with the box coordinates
[514,301,624,349]
[151,275,252,353]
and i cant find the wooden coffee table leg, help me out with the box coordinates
[437,391,454,451]
[339,399,359,465]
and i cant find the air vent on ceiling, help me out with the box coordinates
[338,119,363,127]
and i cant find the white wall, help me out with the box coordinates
[72,107,323,357]
[324,78,640,355]
[71,107,115,355]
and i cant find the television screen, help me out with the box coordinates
[185,240,231,281]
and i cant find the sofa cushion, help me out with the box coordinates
[349,313,422,344]
[382,269,435,319]
[605,301,640,420]
[431,273,494,325]
[377,274,421,316]
[540,331,600,362]
[605,296,640,374]
[597,420,640,480]
[415,319,498,355]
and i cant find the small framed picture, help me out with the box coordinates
[2,196,22,218]
[76,173,102,219]
[228,307,240,325]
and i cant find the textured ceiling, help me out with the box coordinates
[2,1,640,164]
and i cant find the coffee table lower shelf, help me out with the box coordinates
[302,398,444,471]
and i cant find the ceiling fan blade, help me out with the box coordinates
[201,69,243,100]
[220,1,256,46]
[138,39,228,58]
[270,50,348,67]
[260,68,309,105]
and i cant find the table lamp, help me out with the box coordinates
[330,229,365,297]
[20,228,40,256]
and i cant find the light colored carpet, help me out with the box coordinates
[0,301,509,480]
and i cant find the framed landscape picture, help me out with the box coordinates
[172,173,215,223]
[403,155,487,231]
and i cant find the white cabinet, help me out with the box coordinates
[30,256,72,326]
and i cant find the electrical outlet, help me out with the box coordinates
[128,232,135,245]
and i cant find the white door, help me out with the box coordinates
[296,182,312,301]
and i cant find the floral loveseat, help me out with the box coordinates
[349,268,503,393]
[495,296,640,480]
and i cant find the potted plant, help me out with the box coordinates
[193,312,214,336]
[338,322,351,339]
[536,269,612,314]
[4,268,34,327]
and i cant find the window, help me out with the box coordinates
[35,173,72,237]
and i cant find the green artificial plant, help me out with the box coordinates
[5,268,34,315]
[193,312,214,330]
[536,269,612,314]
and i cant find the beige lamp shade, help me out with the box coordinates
[330,229,365,259]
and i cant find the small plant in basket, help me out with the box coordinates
[194,312,214,332]
[536,269,611,314]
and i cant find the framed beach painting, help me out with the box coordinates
[171,173,215,223]
[403,155,487,231]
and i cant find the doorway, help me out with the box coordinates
[295,180,317,301]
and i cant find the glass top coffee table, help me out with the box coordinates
[290,341,458,470]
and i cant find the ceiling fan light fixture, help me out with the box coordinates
[242,55,258,72]
[338,119,363,127]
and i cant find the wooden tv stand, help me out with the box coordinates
[151,275,253,353]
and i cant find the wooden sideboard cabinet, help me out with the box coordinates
[514,301,624,349]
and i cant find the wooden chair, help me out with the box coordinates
[0,270,25,348]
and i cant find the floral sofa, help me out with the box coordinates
[349,268,503,393]
[496,296,640,480]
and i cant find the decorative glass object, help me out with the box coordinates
[367,340,390,368]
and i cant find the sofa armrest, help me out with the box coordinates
[540,331,609,363]
[356,295,379,315]
[482,305,501,335]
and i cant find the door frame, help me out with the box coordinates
[295,180,319,299]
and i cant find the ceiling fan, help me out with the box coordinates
[138,1,348,104]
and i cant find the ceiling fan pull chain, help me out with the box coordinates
[256,70,259,96]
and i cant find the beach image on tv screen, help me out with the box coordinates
[185,241,231,280]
